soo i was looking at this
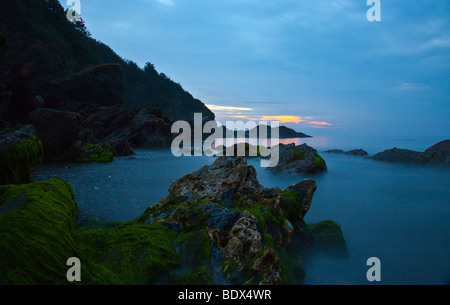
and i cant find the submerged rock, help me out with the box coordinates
[369,140,450,165]
[268,143,327,174]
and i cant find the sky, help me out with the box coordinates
[61,0,449,137]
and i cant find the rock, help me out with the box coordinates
[345,149,368,156]
[369,140,450,165]
[0,154,345,285]
[423,140,450,165]
[0,125,43,185]
[283,179,317,223]
[0,177,180,285]
[63,64,124,106]
[30,108,86,162]
[275,126,311,138]
[126,108,173,147]
[104,138,135,157]
[325,149,344,154]
[268,143,327,174]
[29,104,171,162]
[80,105,173,149]
[325,148,368,156]
[308,220,347,256]
[223,211,261,262]
[282,219,294,246]
[369,147,427,164]
[0,178,78,283]
[241,125,311,139]
[139,156,331,284]
[24,101,172,163]
[167,157,260,205]
[77,143,115,164]
[215,142,262,158]
[249,247,282,284]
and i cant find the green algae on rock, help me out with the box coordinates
[76,143,114,164]
[308,220,347,256]
[0,178,123,284]
[268,143,327,175]
[312,154,327,171]
[142,156,340,284]
[0,178,180,284]
[0,125,43,185]
[0,157,346,285]
[0,178,80,284]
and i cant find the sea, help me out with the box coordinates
[32,135,450,285]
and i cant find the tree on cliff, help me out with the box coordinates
[73,19,91,38]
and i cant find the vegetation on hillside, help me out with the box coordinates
[0,0,214,122]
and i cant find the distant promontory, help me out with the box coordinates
[221,124,311,139]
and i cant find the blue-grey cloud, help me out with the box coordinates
[61,0,450,136]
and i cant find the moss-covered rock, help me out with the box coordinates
[312,154,327,171]
[215,142,264,157]
[0,177,80,284]
[0,177,182,284]
[175,266,214,285]
[81,223,181,284]
[0,156,345,285]
[268,143,327,175]
[0,125,43,185]
[308,220,347,256]
[76,143,114,164]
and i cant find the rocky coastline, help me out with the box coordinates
[0,149,345,284]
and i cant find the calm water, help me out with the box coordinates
[32,136,450,285]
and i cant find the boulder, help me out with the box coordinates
[126,108,173,147]
[268,143,327,174]
[30,108,86,162]
[283,179,317,222]
[166,156,263,208]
